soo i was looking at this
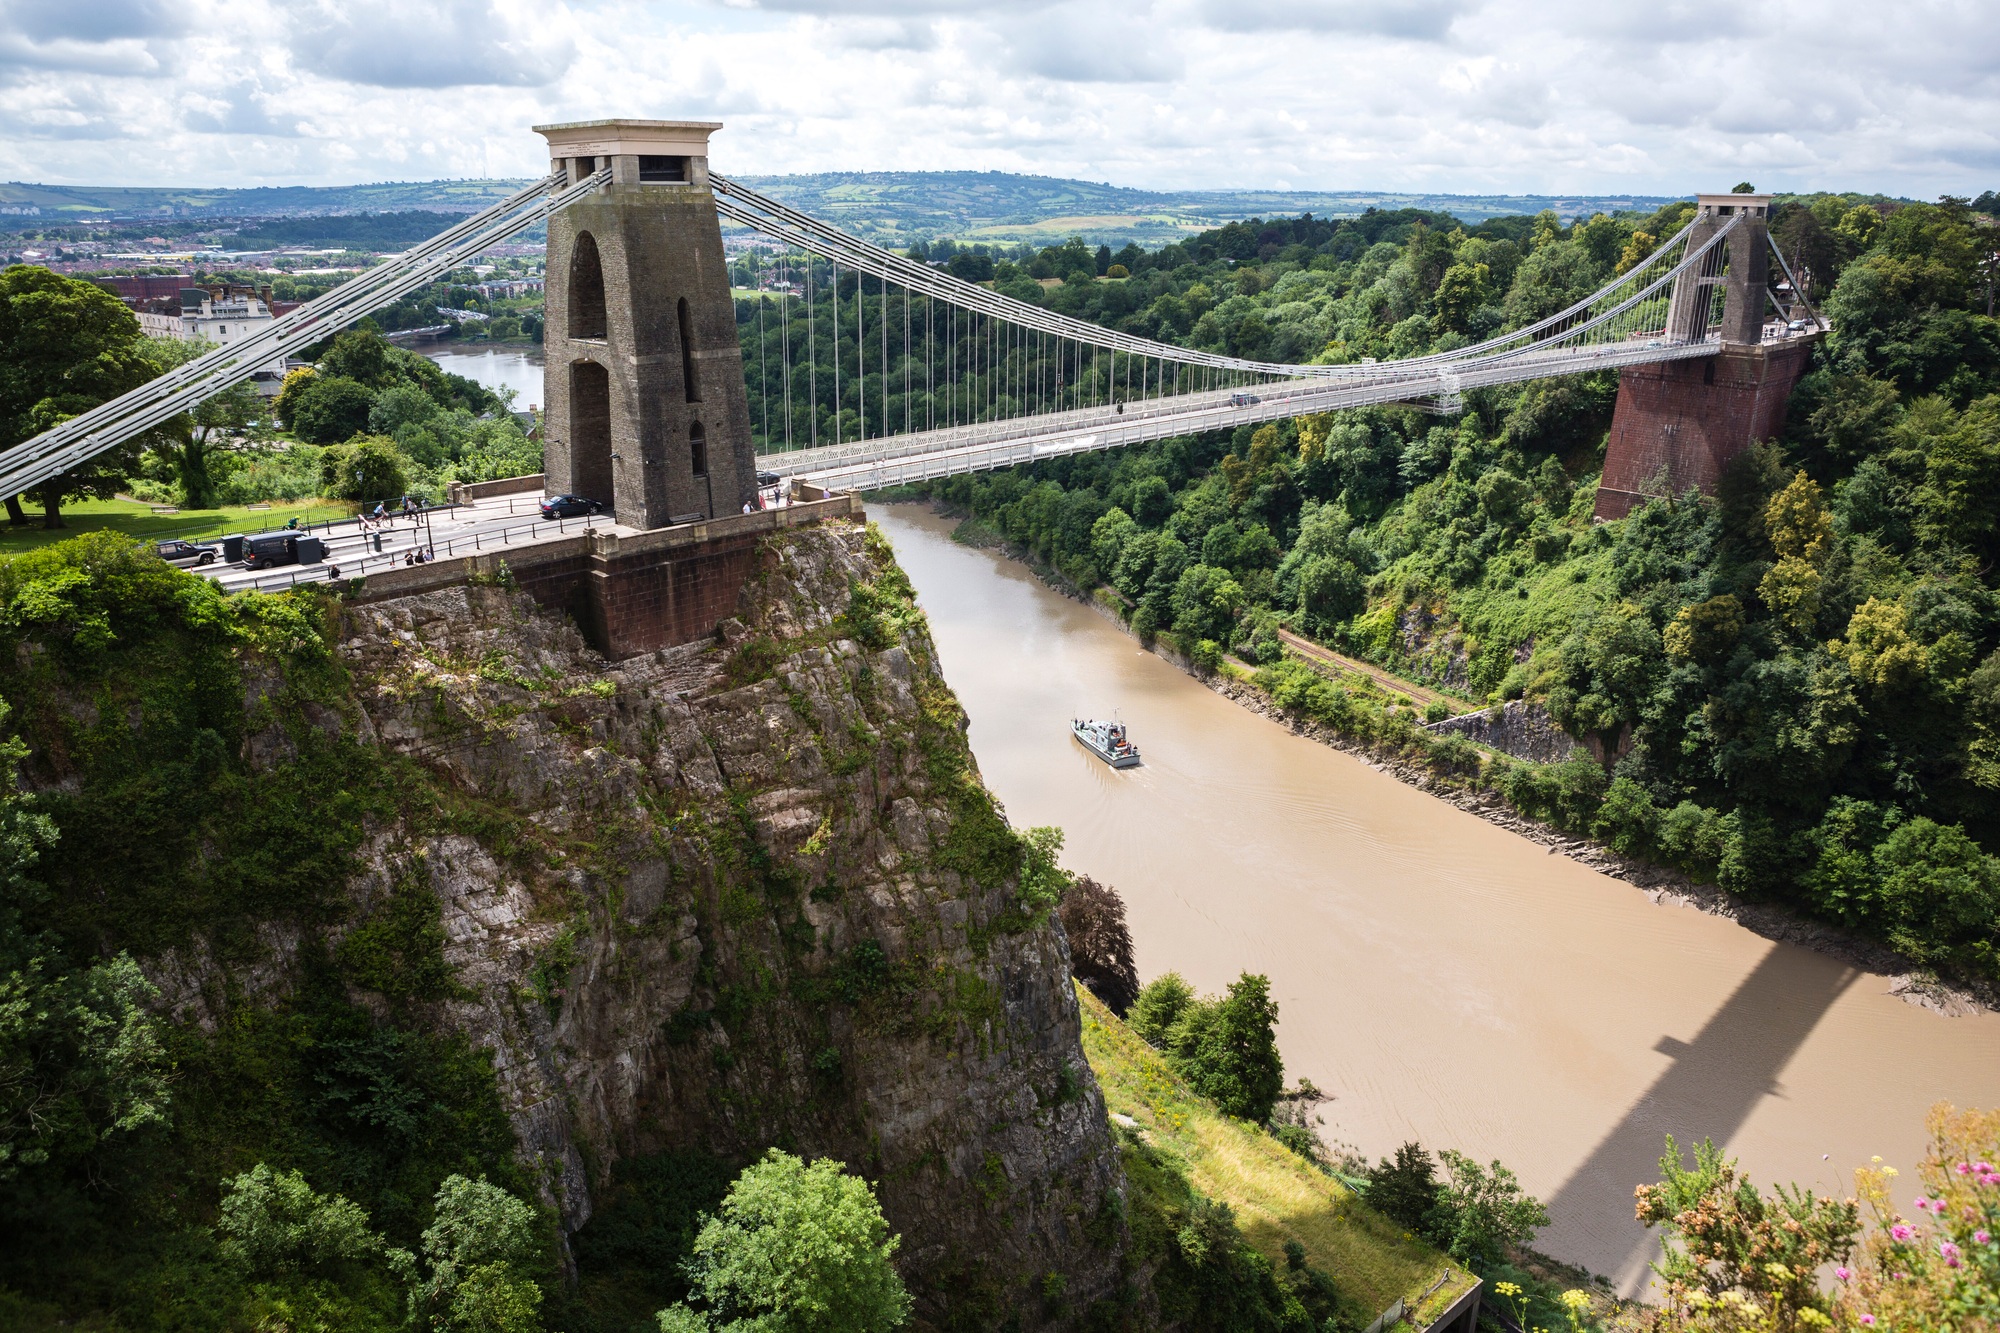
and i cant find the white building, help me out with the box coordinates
[156,288,289,393]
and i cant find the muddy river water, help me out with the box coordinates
[868,502,2000,1296]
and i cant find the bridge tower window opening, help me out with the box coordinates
[570,360,613,501]
[638,154,687,183]
[677,296,701,402]
[569,232,607,340]
[690,422,708,477]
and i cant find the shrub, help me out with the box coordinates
[1593,776,1660,857]
[1128,972,1195,1049]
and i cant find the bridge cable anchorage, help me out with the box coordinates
[0,168,608,503]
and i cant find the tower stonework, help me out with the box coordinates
[537,119,757,527]
[1593,193,1818,521]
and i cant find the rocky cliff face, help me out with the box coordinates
[156,519,1127,1327]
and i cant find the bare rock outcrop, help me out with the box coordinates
[297,520,1126,1326]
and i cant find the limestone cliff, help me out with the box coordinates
[154,519,1127,1327]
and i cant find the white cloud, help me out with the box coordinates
[286,0,573,89]
[0,0,1988,197]
[1197,0,1472,39]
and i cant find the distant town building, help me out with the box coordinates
[97,279,293,393]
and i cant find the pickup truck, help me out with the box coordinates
[155,539,218,567]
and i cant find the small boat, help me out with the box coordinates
[1072,717,1141,768]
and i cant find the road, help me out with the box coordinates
[194,492,614,594]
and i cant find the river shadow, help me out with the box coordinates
[1545,944,1859,1294]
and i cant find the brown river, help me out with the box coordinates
[868,502,2000,1296]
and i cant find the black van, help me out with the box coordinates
[240,532,327,570]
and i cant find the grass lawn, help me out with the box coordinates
[1078,985,1479,1327]
[0,497,352,556]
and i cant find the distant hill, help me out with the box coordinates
[730,172,1683,245]
[0,171,1685,247]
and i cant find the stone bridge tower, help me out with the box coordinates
[536,119,757,527]
[1593,193,1818,521]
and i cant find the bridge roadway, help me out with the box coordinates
[756,325,1809,492]
[196,491,616,594]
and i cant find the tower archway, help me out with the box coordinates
[570,360,613,502]
[569,233,607,340]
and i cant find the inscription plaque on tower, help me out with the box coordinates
[535,119,758,529]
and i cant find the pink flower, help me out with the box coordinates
[1892,1224,1916,1241]
[1834,1267,1853,1282]
[1978,1162,1995,1173]
[1941,1241,1961,1262]
[1860,1315,1876,1326]
[1958,1163,1973,1175]
[1915,1196,1930,1210]
[1976,1231,1993,1245]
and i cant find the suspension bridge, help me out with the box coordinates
[1,118,1822,649]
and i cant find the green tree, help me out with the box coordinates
[1433,262,1490,333]
[389,1174,543,1333]
[1871,817,2000,970]
[0,266,157,527]
[1364,1142,1441,1233]
[1427,1150,1549,1269]
[1548,601,1664,749]
[322,435,411,504]
[1016,824,1073,917]
[1295,554,1363,631]
[289,374,377,444]
[658,1150,912,1333]
[1128,972,1196,1048]
[0,694,169,1180]
[1170,972,1285,1123]
[218,1163,382,1275]
[1169,563,1244,644]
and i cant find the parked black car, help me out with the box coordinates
[155,539,218,567]
[540,494,604,519]
[756,470,781,488]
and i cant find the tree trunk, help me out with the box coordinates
[39,486,64,529]
[3,495,25,527]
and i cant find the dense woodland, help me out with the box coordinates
[740,193,2000,988]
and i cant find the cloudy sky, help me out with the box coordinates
[0,0,1994,195]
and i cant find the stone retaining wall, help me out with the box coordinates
[350,495,865,657]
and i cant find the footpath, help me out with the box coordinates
[1274,627,1456,711]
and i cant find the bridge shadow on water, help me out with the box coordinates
[1544,945,1858,1294]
